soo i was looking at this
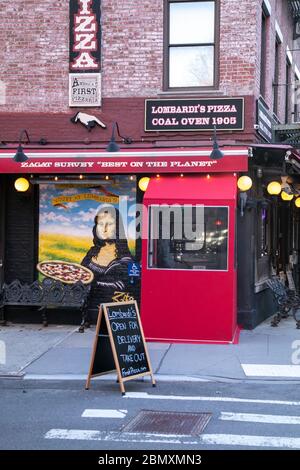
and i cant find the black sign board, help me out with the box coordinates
[145,98,244,132]
[86,301,155,395]
[256,99,274,143]
[69,0,101,72]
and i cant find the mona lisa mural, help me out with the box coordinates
[39,177,137,319]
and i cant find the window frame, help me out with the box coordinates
[147,204,229,272]
[163,0,220,91]
[260,8,268,99]
[285,56,292,124]
[273,36,280,117]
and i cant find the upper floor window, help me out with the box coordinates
[165,1,217,89]
[260,9,267,98]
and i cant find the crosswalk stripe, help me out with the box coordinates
[44,429,198,445]
[81,409,127,418]
[44,429,300,449]
[220,412,300,424]
[200,434,300,449]
[242,364,300,378]
[124,392,300,406]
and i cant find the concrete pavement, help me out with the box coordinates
[0,317,300,382]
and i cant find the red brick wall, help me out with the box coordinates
[0,0,298,126]
[0,0,69,112]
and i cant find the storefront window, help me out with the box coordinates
[148,205,228,271]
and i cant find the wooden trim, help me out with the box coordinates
[103,301,155,394]
[85,304,104,390]
[103,304,126,395]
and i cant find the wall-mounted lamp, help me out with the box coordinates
[209,126,224,160]
[106,122,133,152]
[239,192,248,217]
[238,192,257,216]
[295,198,300,208]
[237,175,253,216]
[13,130,30,162]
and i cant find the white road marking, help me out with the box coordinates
[124,392,300,406]
[242,364,300,377]
[44,429,300,449]
[200,434,300,449]
[220,412,300,425]
[81,409,127,419]
[44,429,198,445]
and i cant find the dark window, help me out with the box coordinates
[273,38,280,116]
[148,205,228,271]
[260,10,267,98]
[294,74,299,122]
[285,58,292,124]
[165,1,217,89]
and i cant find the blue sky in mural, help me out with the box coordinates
[39,177,136,240]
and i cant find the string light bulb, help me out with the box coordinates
[14,178,30,192]
[237,175,252,191]
[267,181,281,195]
[138,177,150,192]
[281,191,294,201]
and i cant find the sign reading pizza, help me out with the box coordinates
[145,98,244,132]
[69,0,101,72]
[69,0,101,106]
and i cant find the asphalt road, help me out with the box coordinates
[0,378,300,452]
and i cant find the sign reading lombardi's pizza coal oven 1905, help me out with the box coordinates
[145,98,244,132]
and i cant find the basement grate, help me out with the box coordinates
[122,410,212,436]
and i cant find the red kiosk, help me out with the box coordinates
[141,170,244,344]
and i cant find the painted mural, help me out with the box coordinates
[39,177,137,311]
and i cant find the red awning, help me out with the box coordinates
[0,147,248,174]
[144,174,237,201]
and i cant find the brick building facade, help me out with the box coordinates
[1,1,300,339]
[0,0,299,142]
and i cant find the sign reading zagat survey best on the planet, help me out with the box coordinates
[69,0,102,107]
[145,98,244,132]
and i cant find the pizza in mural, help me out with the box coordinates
[37,261,94,285]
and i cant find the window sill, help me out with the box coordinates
[157,90,225,97]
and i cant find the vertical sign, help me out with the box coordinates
[256,99,274,143]
[69,0,102,107]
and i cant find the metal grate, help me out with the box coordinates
[122,410,212,436]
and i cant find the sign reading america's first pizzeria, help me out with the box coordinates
[69,1,101,107]
[145,98,244,132]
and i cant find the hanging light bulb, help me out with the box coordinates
[267,181,281,195]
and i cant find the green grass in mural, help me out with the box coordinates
[39,233,92,264]
[39,232,136,265]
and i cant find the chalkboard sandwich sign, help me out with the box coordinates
[86,301,156,395]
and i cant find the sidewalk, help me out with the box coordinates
[0,317,300,382]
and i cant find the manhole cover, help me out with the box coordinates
[122,410,212,436]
